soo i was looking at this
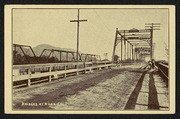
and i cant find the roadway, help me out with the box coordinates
[13,62,169,110]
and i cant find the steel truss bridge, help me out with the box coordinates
[112,28,153,62]
[13,44,101,65]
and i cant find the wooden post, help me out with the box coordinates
[84,62,86,74]
[76,9,80,73]
[127,42,129,60]
[124,40,126,60]
[121,37,123,62]
[27,69,31,86]
[64,65,67,78]
[90,64,93,73]
[49,67,52,82]
[76,64,79,75]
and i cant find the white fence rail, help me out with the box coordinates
[13,61,113,88]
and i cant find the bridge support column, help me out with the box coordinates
[27,69,31,87]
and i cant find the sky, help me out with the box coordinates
[13,8,168,60]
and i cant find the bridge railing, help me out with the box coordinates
[13,61,113,88]
[155,61,169,87]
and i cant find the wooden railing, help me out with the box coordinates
[155,61,169,87]
[13,61,113,88]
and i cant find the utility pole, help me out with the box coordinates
[124,30,126,60]
[121,36,123,61]
[145,23,160,60]
[70,9,87,62]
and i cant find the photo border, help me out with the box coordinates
[4,5,175,114]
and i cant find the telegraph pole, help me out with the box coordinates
[145,23,160,60]
[70,9,87,62]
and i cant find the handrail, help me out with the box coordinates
[155,61,169,87]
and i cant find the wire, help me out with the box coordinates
[93,10,111,32]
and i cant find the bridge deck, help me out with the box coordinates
[13,63,169,110]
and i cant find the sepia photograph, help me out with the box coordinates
[4,5,175,114]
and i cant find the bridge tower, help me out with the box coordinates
[112,28,152,62]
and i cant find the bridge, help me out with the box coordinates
[12,28,169,111]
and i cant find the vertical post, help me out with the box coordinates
[132,45,134,60]
[124,30,126,61]
[76,9,80,76]
[64,65,67,78]
[150,28,153,60]
[84,62,86,74]
[77,9,80,62]
[145,23,160,60]
[70,9,87,74]
[112,28,118,62]
[49,67,52,82]
[27,69,31,86]
[129,44,131,60]
[124,40,126,60]
[127,42,129,60]
[121,37,123,62]
[76,63,79,75]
